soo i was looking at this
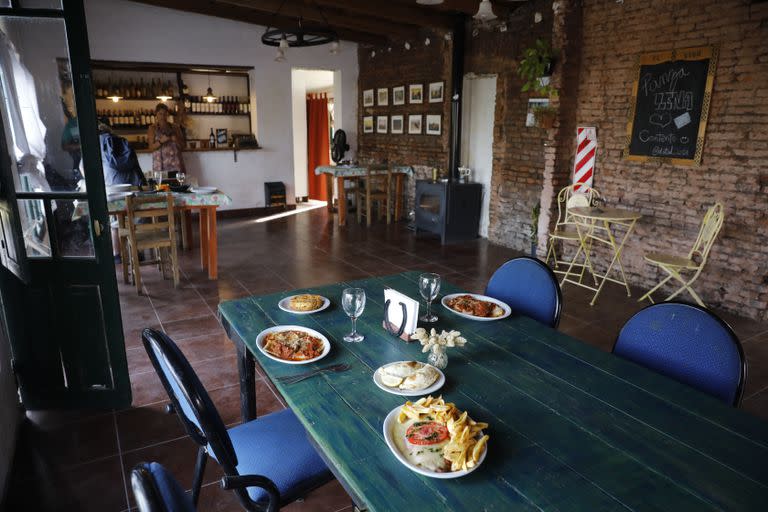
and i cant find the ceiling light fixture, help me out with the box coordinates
[329,40,340,55]
[261,1,338,53]
[416,0,444,4]
[203,74,217,103]
[107,93,122,103]
[474,0,497,22]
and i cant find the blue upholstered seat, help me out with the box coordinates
[485,257,563,328]
[215,409,331,504]
[614,302,745,406]
[142,328,332,510]
[131,462,196,512]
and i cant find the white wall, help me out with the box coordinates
[84,0,358,210]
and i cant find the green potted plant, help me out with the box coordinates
[532,104,557,129]
[518,38,558,97]
[530,201,540,257]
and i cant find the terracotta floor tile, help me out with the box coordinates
[162,314,225,341]
[116,401,187,453]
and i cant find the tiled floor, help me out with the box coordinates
[7,206,768,511]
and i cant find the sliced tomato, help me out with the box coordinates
[405,421,449,445]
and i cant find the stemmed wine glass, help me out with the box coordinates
[342,288,366,342]
[177,172,186,186]
[419,273,441,323]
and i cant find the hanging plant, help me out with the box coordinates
[518,38,558,97]
[532,104,557,129]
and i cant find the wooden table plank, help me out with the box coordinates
[219,273,768,511]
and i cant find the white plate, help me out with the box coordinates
[441,293,511,322]
[382,406,487,479]
[278,295,331,315]
[373,361,445,396]
[255,325,331,365]
[192,186,217,194]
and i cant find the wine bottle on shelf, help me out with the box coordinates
[209,128,216,148]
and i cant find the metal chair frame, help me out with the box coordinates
[638,203,724,307]
[141,328,280,512]
[545,184,601,284]
[612,301,746,406]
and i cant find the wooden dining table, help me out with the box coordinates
[219,272,768,511]
[314,164,413,227]
[106,189,231,279]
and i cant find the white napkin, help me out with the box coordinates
[384,288,420,336]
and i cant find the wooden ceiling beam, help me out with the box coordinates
[130,0,388,45]
[315,0,458,30]
[214,0,422,38]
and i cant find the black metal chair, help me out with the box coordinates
[613,302,746,406]
[141,328,331,511]
[131,462,195,512]
[485,256,563,328]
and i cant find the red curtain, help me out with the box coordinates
[307,93,330,201]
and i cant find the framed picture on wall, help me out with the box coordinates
[428,82,444,103]
[393,86,405,105]
[408,114,422,134]
[425,115,441,135]
[391,115,404,134]
[377,116,388,133]
[377,88,389,106]
[409,84,423,104]
[216,128,228,146]
[363,89,374,107]
[363,116,374,133]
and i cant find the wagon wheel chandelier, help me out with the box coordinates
[261,0,339,61]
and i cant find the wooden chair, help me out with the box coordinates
[545,183,601,280]
[638,203,724,307]
[122,192,179,294]
[356,168,392,226]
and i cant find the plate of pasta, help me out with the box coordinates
[255,325,330,364]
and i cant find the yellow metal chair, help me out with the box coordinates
[638,203,724,308]
[545,184,601,281]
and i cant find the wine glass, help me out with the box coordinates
[419,273,441,323]
[153,171,163,186]
[177,172,186,186]
[341,288,366,342]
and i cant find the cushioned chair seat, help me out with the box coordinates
[218,409,332,505]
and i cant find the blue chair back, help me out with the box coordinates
[131,462,196,512]
[141,329,239,473]
[485,257,563,328]
[613,302,746,406]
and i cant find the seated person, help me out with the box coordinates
[99,118,146,186]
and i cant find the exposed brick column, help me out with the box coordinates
[536,0,583,257]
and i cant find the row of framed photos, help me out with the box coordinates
[363,114,441,135]
[363,81,444,107]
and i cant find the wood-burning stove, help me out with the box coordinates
[415,180,482,244]
[264,181,286,209]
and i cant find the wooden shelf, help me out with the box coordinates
[95,96,179,102]
[187,112,250,116]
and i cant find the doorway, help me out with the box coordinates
[291,69,336,203]
[460,74,497,238]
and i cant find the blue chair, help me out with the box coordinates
[131,462,196,512]
[485,257,563,328]
[613,302,746,406]
[141,328,331,511]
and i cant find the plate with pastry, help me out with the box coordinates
[278,294,330,315]
[441,293,511,321]
[373,361,445,396]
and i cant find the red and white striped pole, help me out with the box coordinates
[573,127,596,190]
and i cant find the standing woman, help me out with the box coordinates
[147,103,185,179]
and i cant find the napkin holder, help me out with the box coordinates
[382,300,411,342]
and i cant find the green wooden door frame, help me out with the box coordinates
[0,0,131,409]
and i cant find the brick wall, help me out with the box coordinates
[573,0,768,319]
[357,30,453,214]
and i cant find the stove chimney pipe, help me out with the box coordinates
[447,16,466,182]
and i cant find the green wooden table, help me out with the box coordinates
[219,272,768,511]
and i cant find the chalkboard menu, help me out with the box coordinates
[624,46,717,166]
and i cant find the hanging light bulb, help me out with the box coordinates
[329,40,340,55]
[274,48,287,62]
[203,74,217,102]
[107,93,122,103]
[474,0,497,21]
[279,35,289,50]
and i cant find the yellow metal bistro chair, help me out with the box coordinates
[545,183,601,282]
[638,203,724,308]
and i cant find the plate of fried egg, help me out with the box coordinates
[373,361,444,396]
